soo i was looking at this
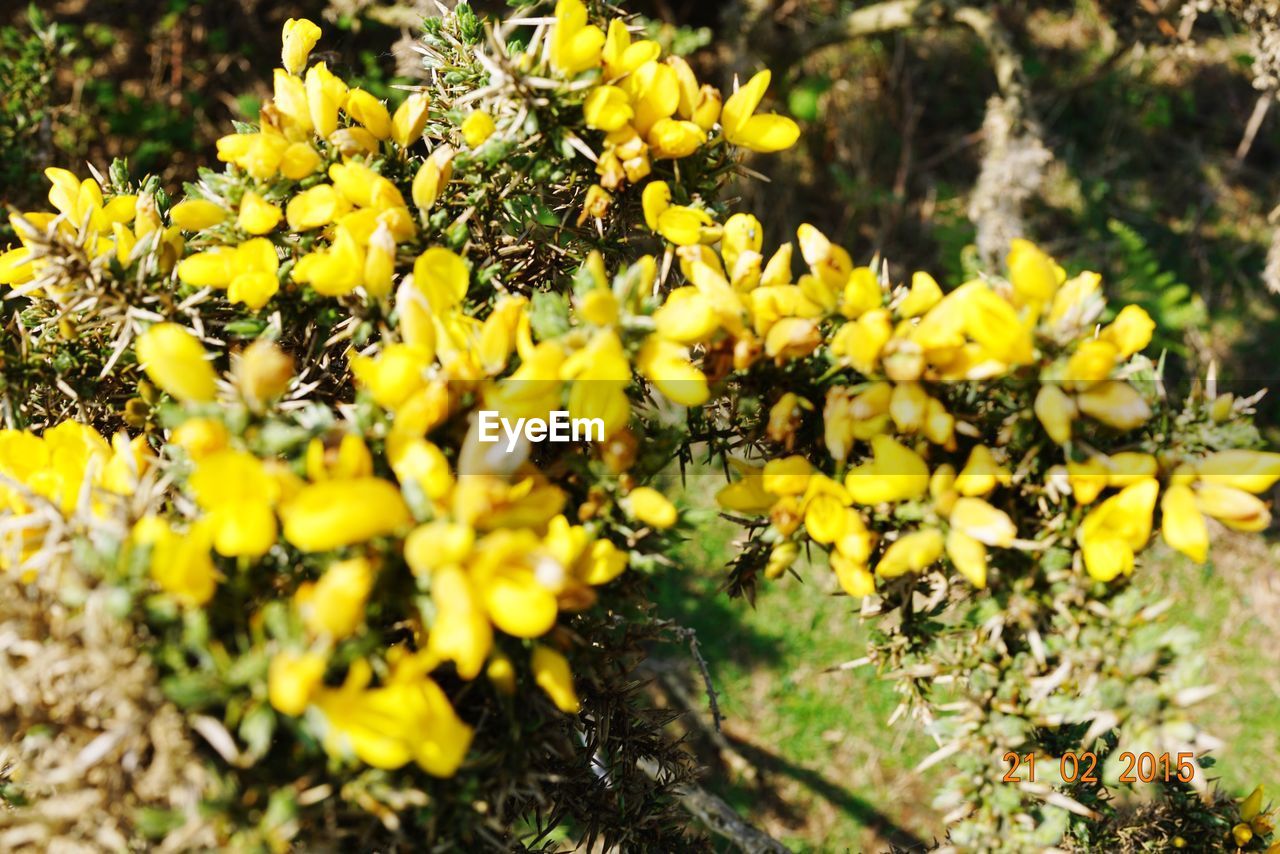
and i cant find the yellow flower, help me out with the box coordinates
[721,69,800,153]
[136,323,217,403]
[1195,482,1271,531]
[1101,304,1155,358]
[626,60,680,135]
[830,308,892,375]
[426,564,492,679]
[292,224,364,296]
[411,145,455,211]
[668,55,721,129]
[461,110,496,147]
[281,17,322,76]
[1161,484,1209,563]
[0,246,34,285]
[602,19,660,80]
[1006,238,1062,307]
[648,117,705,159]
[344,88,392,139]
[297,557,375,639]
[623,486,678,529]
[716,460,775,514]
[899,271,943,318]
[1076,380,1151,430]
[177,237,280,310]
[285,184,343,230]
[312,659,473,776]
[844,434,930,505]
[876,529,944,578]
[136,516,219,607]
[1034,384,1076,445]
[1077,479,1158,582]
[236,190,282,235]
[272,69,312,135]
[170,198,228,230]
[305,62,349,139]
[585,85,634,132]
[949,497,1017,547]
[550,0,605,76]
[963,285,1034,365]
[268,650,326,716]
[190,449,280,558]
[640,181,714,246]
[945,529,988,589]
[1194,449,1280,493]
[171,418,229,459]
[832,551,876,596]
[532,645,580,713]
[282,477,412,552]
[954,445,1009,497]
[216,131,289,180]
[414,246,470,311]
[637,336,709,406]
[388,91,429,147]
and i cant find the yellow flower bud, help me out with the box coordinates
[487,651,517,695]
[392,91,430,148]
[281,17,322,76]
[170,199,228,230]
[623,486,678,529]
[136,323,217,403]
[298,557,374,639]
[876,529,944,578]
[305,62,348,139]
[1034,384,1076,445]
[1076,381,1151,430]
[268,650,326,716]
[532,645,580,713]
[235,339,293,408]
[411,145,455,211]
[344,88,392,139]
[279,141,322,179]
[171,417,229,459]
[831,551,876,597]
[1006,238,1061,306]
[236,190,282,235]
[282,477,412,552]
[461,110,496,147]
[945,529,987,588]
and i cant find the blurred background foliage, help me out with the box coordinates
[4,0,1279,849]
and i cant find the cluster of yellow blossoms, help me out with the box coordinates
[551,0,799,224]
[2,8,1276,801]
[0,166,184,293]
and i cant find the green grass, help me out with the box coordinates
[650,486,941,851]
[1145,539,1280,797]
[649,478,1280,849]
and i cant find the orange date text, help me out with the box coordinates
[1000,751,1197,783]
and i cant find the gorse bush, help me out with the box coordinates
[0,1,1277,850]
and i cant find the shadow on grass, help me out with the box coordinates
[650,560,931,852]
[722,732,932,853]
